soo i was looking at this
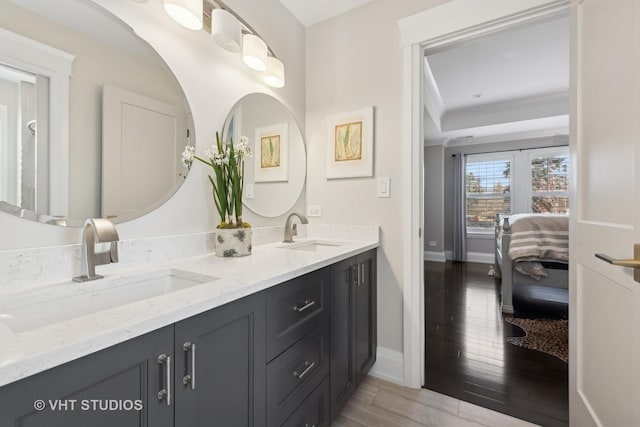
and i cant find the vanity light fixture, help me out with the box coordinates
[164,0,203,30]
[155,0,287,87]
[211,9,242,52]
[264,56,285,88]
[242,34,268,71]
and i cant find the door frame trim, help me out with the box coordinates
[398,0,571,389]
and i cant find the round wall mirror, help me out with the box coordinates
[0,0,193,226]
[223,93,306,218]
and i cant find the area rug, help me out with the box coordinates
[504,317,568,363]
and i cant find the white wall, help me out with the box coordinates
[306,0,447,355]
[0,0,305,250]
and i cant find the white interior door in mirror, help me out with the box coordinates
[102,84,186,221]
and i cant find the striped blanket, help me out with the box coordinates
[507,215,569,279]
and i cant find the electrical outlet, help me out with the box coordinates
[307,205,322,217]
[429,241,437,247]
[245,183,254,199]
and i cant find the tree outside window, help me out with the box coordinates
[465,157,511,231]
[531,154,569,214]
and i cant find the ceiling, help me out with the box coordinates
[424,15,570,145]
[278,0,374,27]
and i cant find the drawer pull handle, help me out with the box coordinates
[305,424,317,427]
[293,299,316,312]
[183,342,196,390]
[157,354,171,406]
[293,361,316,380]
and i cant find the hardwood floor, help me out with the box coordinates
[336,375,539,427]
[423,261,568,427]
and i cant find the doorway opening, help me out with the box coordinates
[421,13,570,427]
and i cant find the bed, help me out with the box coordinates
[494,213,569,315]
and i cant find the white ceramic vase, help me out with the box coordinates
[215,227,252,257]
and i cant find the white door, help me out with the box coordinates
[571,0,640,425]
[101,84,186,220]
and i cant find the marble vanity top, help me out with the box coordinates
[0,224,379,388]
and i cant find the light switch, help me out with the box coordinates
[377,177,390,198]
[245,183,254,199]
[307,205,322,217]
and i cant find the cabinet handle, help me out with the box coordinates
[183,342,196,390]
[304,424,317,427]
[157,354,171,406]
[359,263,365,286]
[293,361,316,380]
[293,299,316,312]
[352,265,359,286]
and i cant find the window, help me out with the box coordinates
[465,155,512,232]
[530,150,569,214]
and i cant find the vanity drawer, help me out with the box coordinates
[266,268,330,361]
[267,326,330,427]
[281,376,330,427]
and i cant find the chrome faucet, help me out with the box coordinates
[283,212,309,243]
[73,218,120,282]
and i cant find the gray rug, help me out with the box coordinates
[505,317,568,363]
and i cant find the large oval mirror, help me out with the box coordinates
[223,94,306,218]
[0,0,192,226]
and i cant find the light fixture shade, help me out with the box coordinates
[243,34,267,71]
[264,57,285,88]
[211,9,242,53]
[163,0,203,30]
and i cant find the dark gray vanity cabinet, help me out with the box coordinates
[265,267,331,427]
[0,326,175,427]
[0,248,377,427]
[174,292,266,427]
[330,249,377,420]
[0,293,267,427]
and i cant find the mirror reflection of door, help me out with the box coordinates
[0,63,49,217]
[101,84,187,221]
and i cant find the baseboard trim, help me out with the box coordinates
[502,304,514,314]
[466,251,494,264]
[423,251,446,262]
[368,347,405,386]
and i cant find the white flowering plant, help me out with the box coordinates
[182,132,252,229]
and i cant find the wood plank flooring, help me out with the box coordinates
[423,261,568,427]
[335,375,539,427]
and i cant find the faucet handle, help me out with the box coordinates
[90,218,119,243]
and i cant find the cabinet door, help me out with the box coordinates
[355,249,377,382]
[174,292,266,427]
[0,326,174,427]
[265,268,330,362]
[329,256,357,420]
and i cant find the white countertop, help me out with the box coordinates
[0,229,378,388]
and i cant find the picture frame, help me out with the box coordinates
[326,106,374,179]
[254,122,289,182]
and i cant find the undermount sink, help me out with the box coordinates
[0,269,217,333]
[279,239,347,252]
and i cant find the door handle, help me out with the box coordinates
[595,253,640,268]
[157,354,171,406]
[183,342,196,390]
[595,243,640,282]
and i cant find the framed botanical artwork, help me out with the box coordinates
[326,106,374,179]
[254,122,289,182]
